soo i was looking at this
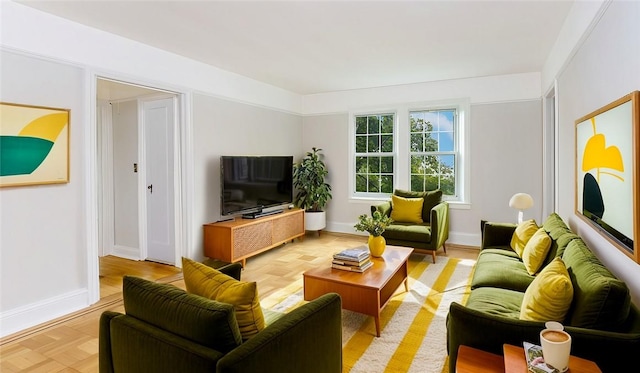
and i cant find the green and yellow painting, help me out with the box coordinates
[0,103,69,187]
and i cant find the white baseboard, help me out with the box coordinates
[326,221,481,247]
[0,289,89,338]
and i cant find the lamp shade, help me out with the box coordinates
[509,193,534,210]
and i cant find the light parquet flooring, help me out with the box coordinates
[0,232,478,372]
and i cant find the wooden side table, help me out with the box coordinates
[456,345,505,373]
[503,344,602,373]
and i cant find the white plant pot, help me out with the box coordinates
[304,211,326,231]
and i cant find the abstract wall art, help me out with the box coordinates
[575,91,639,263]
[0,102,70,187]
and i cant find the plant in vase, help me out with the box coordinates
[354,211,393,257]
[293,147,332,233]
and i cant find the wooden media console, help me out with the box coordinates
[203,208,305,266]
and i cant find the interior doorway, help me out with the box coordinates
[96,77,182,298]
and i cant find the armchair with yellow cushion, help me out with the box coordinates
[371,189,449,263]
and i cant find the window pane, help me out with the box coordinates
[356,136,367,153]
[368,135,379,152]
[440,131,454,151]
[368,156,380,173]
[425,175,438,190]
[410,133,422,152]
[424,133,438,152]
[368,175,380,192]
[440,154,455,173]
[381,156,393,173]
[410,112,423,132]
[381,135,393,152]
[380,175,393,193]
[356,156,367,172]
[356,174,367,192]
[410,175,424,191]
[410,155,423,173]
[368,116,379,134]
[381,115,393,133]
[441,174,455,196]
[356,116,367,134]
[425,155,439,174]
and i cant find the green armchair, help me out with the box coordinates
[99,276,342,373]
[371,189,449,263]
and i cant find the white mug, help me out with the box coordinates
[540,328,572,372]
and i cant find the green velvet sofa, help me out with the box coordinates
[371,189,449,263]
[99,275,342,373]
[446,213,640,373]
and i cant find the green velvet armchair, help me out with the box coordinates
[99,276,342,373]
[371,189,449,263]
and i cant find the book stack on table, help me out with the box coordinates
[332,246,372,273]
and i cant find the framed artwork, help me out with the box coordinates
[0,102,70,187]
[575,91,639,264]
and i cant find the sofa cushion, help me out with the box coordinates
[182,257,265,341]
[122,275,242,353]
[390,194,424,223]
[520,257,573,322]
[465,287,524,319]
[521,228,552,275]
[383,222,431,242]
[510,219,538,257]
[471,249,534,292]
[394,188,442,222]
[562,239,631,330]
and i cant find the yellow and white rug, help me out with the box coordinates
[261,256,476,373]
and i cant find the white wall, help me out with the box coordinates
[303,74,544,246]
[111,100,139,252]
[552,0,640,303]
[191,93,303,260]
[0,50,90,336]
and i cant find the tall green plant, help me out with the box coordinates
[293,147,332,212]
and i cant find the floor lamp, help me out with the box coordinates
[509,193,534,224]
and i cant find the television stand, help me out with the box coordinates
[242,209,283,219]
[203,208,305,267]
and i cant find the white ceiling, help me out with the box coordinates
[20,0,574,95]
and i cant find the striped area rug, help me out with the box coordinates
[260,256,476,373]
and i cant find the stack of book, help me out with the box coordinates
[332,246,373,273]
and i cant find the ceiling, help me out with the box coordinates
[20,0,574,95]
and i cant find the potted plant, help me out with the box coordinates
[293,147,332,232]
[354,211,393,257]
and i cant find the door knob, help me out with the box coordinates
[147,184,153,194]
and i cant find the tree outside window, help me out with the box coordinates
[355,114,394,194]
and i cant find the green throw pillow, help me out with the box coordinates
[520,257,574,322]
[390,194,424,223]
[182,257,265,341]
[510,219,538,257]
[521,228,552,275]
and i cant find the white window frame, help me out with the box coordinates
[349,98,470,209]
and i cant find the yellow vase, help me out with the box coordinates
[368,235,386,257]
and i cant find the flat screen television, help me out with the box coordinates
[220,155,293,217]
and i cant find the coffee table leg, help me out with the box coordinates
[404,278,409,292]
[374,314,381,337]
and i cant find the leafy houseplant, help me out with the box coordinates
[293,147,332,212]
[354,211,393,257]
[354,211,393,237]
[293,147,332,232]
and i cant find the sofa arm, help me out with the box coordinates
[481,222,517,250]
[430,201,449,248]
[446,302,640,373]
[371,201,392,218]
[217,293,342,373]
[99,311,120,373]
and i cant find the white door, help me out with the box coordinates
[143,98,175,264]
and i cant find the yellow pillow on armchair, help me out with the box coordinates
[182,257,265,341]
[390,194,424,223]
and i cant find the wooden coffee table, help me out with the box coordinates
[303,245,413,337]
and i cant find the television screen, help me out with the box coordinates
[220,156,293,216]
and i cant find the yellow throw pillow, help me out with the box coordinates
[390,195,424,223]
[520,257,574,322]
[522,228,552,275]
[510,219,538,257]
[182,257,265,341]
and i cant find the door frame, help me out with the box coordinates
[542,80,559,219]
[87,73,192,303]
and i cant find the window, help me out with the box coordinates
[350,99,469,205]
[409,109,457,196]
[354,113,395,195]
